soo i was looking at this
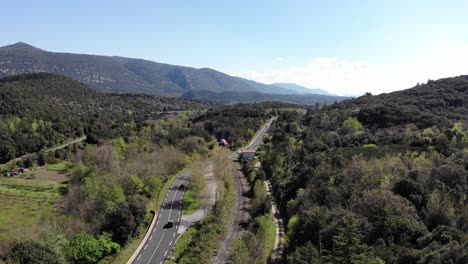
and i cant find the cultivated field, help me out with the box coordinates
[0,169,68,247]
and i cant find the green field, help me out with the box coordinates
[0,177,64,243]
[181,189,201,215]
[46,162,74,172]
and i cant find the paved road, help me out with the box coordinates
[132,171,189,264]
[246,119,274,150]
[214,118,274,264]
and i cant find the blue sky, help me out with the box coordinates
[2,0,468,95]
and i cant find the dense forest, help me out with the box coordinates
[0,73,212,163]
[259,76,468,263]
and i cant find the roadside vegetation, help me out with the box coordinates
[170,147,235,264]
[230,160,276,264]
[182,157,205,214]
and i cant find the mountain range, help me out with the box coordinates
[271,83,336,96]
[0,42,347,104]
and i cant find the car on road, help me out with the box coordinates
[178,184,185,190]
[163,221,174,229]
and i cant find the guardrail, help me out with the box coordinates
[126,209,158,264]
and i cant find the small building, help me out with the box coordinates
[240,149,256,161]
[219,139,229,147]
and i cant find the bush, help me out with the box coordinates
[65,233,120,264]
[10,240,63,264]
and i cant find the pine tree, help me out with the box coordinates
[328,216,367,264]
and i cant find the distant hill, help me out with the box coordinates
[0,42,295,96]
[336,75,468,128]
[0,42,348,104]
[271,82,335,96]
[180,90,347,105]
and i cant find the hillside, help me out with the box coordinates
[0,43,350,105]
[180,89,347,105]
[0,42,297,96]
[257,76,468,263]
[337,75,468,128]
[0,73,211,162]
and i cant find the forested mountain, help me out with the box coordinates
[0,42,290,96]
[271,82,335,96]
[0,73,211,162]
[258,76,468,263]
[0,42,349,105]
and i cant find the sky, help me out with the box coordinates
[2,0,468,96]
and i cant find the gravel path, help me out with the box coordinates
[266,180,285,263]
[178,161,217,234]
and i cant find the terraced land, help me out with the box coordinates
[0,171,67,245]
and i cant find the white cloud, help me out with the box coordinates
[232,49,468,96]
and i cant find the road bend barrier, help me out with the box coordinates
[127,209,160,264]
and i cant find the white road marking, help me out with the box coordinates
[168,186,178,219]
[146,232,165,264]
[144,245,147,250]
[135,171,192,264]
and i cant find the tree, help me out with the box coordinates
[328,216,368,264]
[103,203,137,245]
[66,233,120,264]
[10,240,63,264]
[425,192,454,231]
[252,179,269,216]
[189,158,205,200]
[343,117,363,134]
[287,241,321,264]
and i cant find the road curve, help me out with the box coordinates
[131,170,189,264]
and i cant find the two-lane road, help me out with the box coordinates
[132,170,189,264]
[247,118,274,149]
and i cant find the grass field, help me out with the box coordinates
[0,176,64,244]
[45,162,74,172]
[181,189,201,215]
